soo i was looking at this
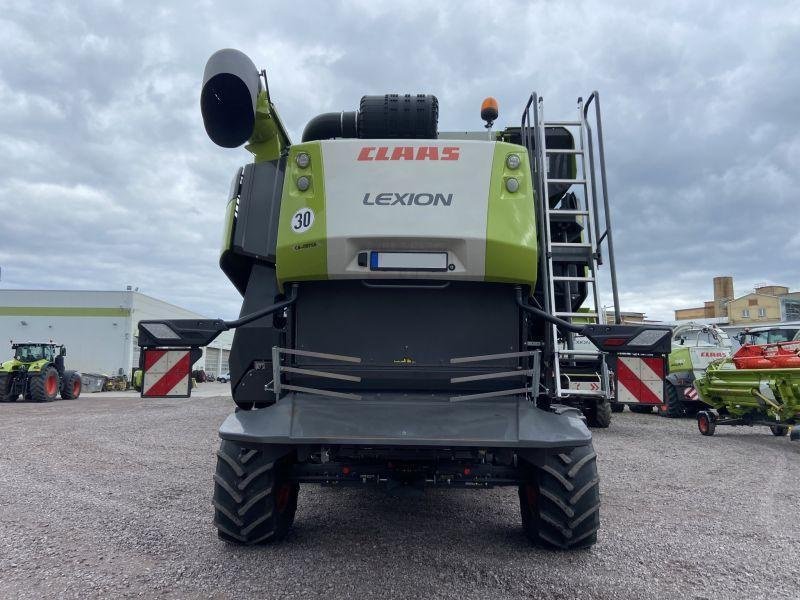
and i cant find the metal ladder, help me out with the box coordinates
[521,92,619,400]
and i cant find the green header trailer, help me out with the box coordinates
[137,49,671,549]
[695,340,800,440]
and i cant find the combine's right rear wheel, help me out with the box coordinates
[213,440,298,545]
[584,400,612,428]
[519,443,600,550]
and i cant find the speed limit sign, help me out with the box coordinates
[291,207,314,233]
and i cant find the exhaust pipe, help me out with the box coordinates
[200,49,261,148]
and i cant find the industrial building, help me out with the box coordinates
[0,289,232,378]
[674,276,800,325]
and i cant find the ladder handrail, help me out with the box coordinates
[520,92,615,399]
[583,91,621,324]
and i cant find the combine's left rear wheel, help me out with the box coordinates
[519,443,600,549]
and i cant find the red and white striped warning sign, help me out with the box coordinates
[142,349,192,397]
[616,356,665,405]
[684,386,699,401]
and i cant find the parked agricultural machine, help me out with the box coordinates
[136,49,671,548]
[0,342,82,402]
[695,338,800,440]
[657,322,733,417]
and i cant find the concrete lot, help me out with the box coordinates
[0,393,797,599]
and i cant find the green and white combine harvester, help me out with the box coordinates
[136,49,671,548]
[695,327,800,440]
[0,342,82,402]
[658,322,732,418]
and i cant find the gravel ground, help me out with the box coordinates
[0,393,798,600]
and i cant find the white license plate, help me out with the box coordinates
[370,251,448,271]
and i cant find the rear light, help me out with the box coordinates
[603,338,627,346]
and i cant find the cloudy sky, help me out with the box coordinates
[0,0,798,321]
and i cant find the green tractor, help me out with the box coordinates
[0,342,82,402]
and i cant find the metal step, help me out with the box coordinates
[546,148,583,155]
[549,209,589,215]
[551,242,592,247]
[546,178,586,185]
[552,276,595,282]
[554,311,598,318]
[558,389,607,398]
[550,245,594,262]
[545,120,581,127]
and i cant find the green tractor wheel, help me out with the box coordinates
[29,366,60,402]
[0,372,18,402]
[60,371,82,400]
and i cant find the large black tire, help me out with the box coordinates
[584,399,612,428]
[629,404,654,414]
[60,371,82,399]
[519,444,600,550]
[770,424,789,437]
[610,402,624,413]
[0,372,18,402]
[664,383,686,418]
[29,366,60,402]
[213,440,298,545]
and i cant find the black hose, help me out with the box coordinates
[301,111,358,142]
[515,286,583,334]
[224,284,298,329]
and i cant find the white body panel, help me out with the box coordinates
[321,139,495,280]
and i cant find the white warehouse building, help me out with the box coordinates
[0,289,233,378]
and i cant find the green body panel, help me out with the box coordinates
[696,360,800,421]
[484,143,538,288]
[245,92,290,163]
[275,142,328,290]
[1,358,50,374]
[669,347,692,373]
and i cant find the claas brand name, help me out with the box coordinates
[357,146,460,161]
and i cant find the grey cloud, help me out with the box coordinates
[0,0,798,321]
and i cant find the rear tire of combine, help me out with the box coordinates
[629,404,654,414]
[769,424,789,437]
[610,402,624,413]
[0,372,17,402]
[60,371,82,399]
[213,440,298,545]
[519,444,600,550]
[585,399,612,428]
[663,383,685,418]
[29,366,59,402]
